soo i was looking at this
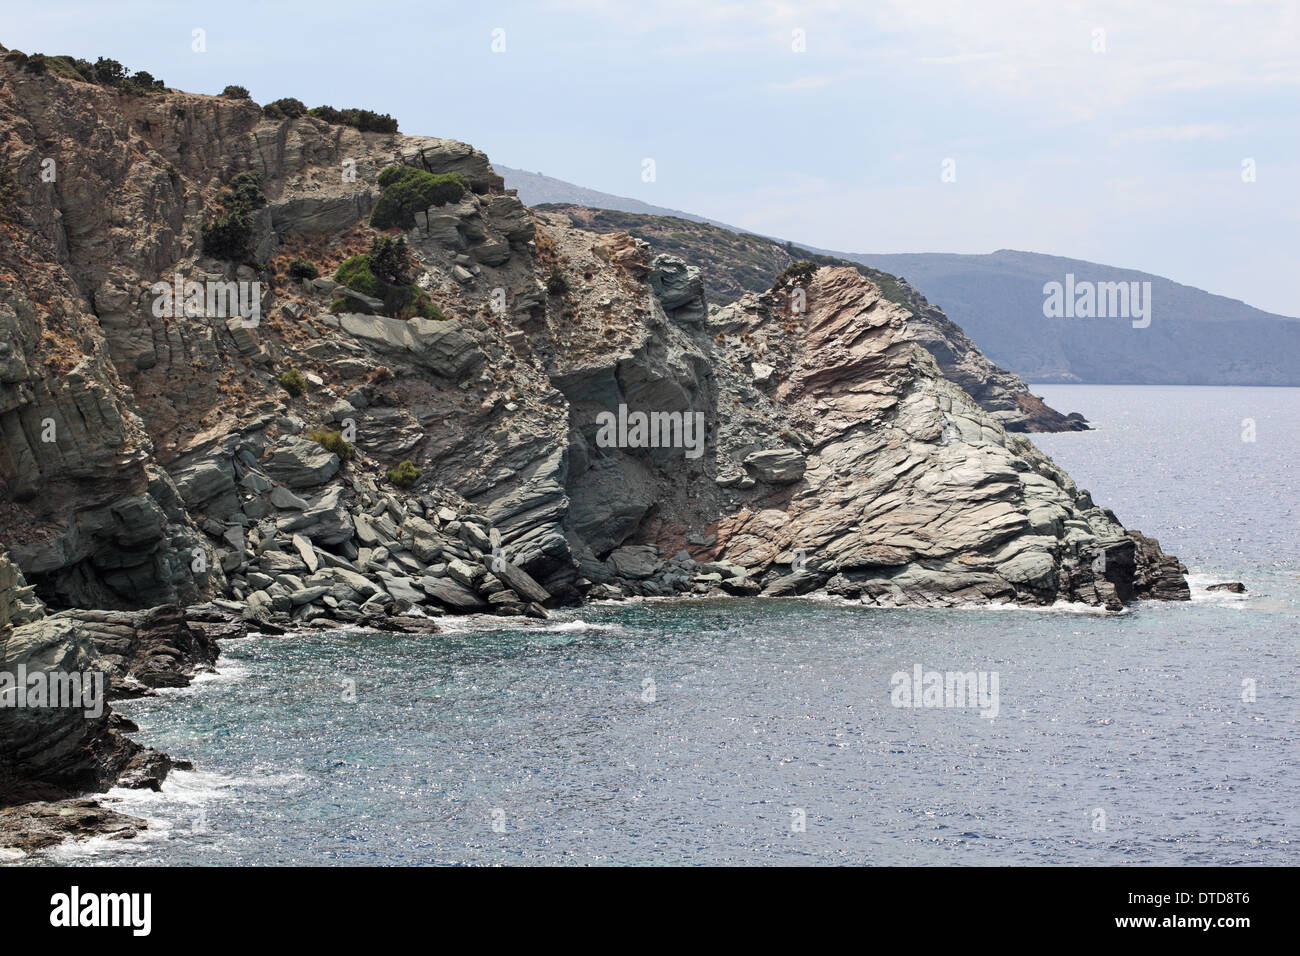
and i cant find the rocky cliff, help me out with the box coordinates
[541,205,1088,433]
[0,59,1187,627]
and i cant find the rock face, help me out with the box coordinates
[0,65,1186,627]
[538,204,1089,433]
[0,555,177,809]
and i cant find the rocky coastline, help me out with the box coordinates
[0,58,1192,855]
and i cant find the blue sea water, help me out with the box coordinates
[27,386,1300,866]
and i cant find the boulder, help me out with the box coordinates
[743,448,806,484]
[261,438,341,489]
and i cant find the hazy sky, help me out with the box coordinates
[7,0,1298,314]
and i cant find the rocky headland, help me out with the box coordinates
[0,49,1189,852]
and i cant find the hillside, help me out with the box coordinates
[841,250,1300,385]
[502,169,1300,385]
[540,204,1088,432]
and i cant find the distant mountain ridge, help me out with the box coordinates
[499,167,1300,385]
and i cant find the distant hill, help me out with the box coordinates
[500,167,1300,385]
[836,250,1300,385]
[495,165,742,230]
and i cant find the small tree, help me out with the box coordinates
[368,235,411,286]
[221,84,251,99]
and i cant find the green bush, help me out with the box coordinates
[23,53,47,75]
[368,235,411,286]
[307,428,353,462]
[262,97,307,119]
[201,210,253,261]
[221,84,250,99]
[278,368,307,396]
[308,105,398,134]
[125,70,164,93]
[546,267,569,297]
[370,167,467,230]
[288,256,319,280]
[333,237,446,320]
[201,171,266,262]
[334,254,382,298]
[92,57,125,85]
[329,297,349,313]
[387,460,421,488]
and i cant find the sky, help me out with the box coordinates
[5,0,1299,315]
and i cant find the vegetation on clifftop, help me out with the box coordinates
[3,50,166,93]
[370,167,468,230]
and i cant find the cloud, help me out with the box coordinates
[767,75,832,91]
[1117,124,1236,143]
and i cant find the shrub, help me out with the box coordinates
[773,260,818,290]
[329,296,349,313]
[278,368,307,396]
[287,256,319,280]
[226,171,266,211]
[23,53,47,75]
[263,97,307,119]
[306,428,353,462]
[92,57,125,85]
[309,105,398,134]
[370,167,467,230]
[546,267,569,297]
[201,210,253,261]
[125,70,164,93]
[201,171,266,262]
[221,84,251,99]
[334,254,382,298]
[368,235,411,286]
[387,460,421,488]
[333,237,446,320]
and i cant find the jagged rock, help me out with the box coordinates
[261,438,341,489]
[337,288,385,314]
[277,486,354,545]
[338,313,485,379]
[483,557,551,604]
[270,485,310,510]
[608,545,659,580]
[0,798,148,855]
[1206,581,1246,593]
[743,449,806,484]
[0,587,183,809]
[761,569,826,596]
[417,575,487,610]
[291,534,319,573]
